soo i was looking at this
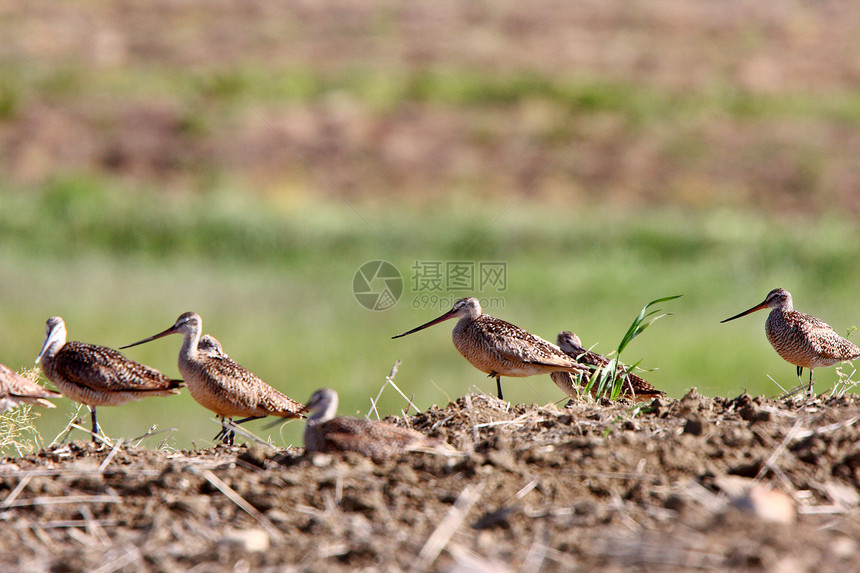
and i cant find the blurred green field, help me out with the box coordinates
[2,188,859,450]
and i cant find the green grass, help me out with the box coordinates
[584,295,682,400]
[2,188,860,451]
[0,404,42,457]
[6,61,860,124]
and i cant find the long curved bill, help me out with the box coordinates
[36,324,63,364]
[35,336,52,364]
[720,301,768,323]
[120,325,179,349]
[392,307,458,339]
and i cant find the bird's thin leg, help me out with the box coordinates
[214,417,230,442]
[796,365,803,380]
[807,369,814,398]
[234,416,263,426]
[91,407,99,443]
[496,375,504,401]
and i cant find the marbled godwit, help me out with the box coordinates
[0,363,61,411]
[121,312,304,444]
[197,334,225,358]
[35,316,183,441]
[304,388,443,460]
[392,297,590,400]
[721,288,860,396]
[550,331,665,400]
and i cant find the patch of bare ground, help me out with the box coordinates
[2,1,860,212]
[2,390,859,571]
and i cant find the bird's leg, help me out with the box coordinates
[807,369,815,398]
[487,371,504,400]
[90,407,99,443]
[214,416,232,443]
[796,365,803,381]
[224,417,236,445]
[234,416,263,426]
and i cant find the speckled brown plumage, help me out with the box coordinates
[304,388,443,460]
[40,342,182,406]
[197,334,225,357]
[393,297,591,400]
[550,331,665,401]
[722,288,860,396]
[36,316,182,440]
[122,312,304,443]
[0,363,61,411]
[178,350,304,420]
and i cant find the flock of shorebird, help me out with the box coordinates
[1,288,858,457]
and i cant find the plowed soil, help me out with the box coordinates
[2,390,859,572]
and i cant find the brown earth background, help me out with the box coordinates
[3,0,860,213]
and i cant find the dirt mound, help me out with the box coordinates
[2,390,859,572]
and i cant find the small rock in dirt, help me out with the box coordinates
[310,453,334,467]
[664,494,686,512]
[732,392,753,409]
[683,415,707,436]
[728,460,764,478]
[238,444,270,468]
[831,535,857,559]
[738,403,759,421]
[220,528,270,552]
[573,500,597,517]
[472,504,519,530]
[621,420,640,431]
[731,486,796,524]
[738,403,772,423]
[754,409,771,422]
[341,493,378,514]
[677,388,702,415]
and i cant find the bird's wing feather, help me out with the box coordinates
[57,343,178,393]
[785,312,858,360]
[202,354,303,413]
[480,319,580,368]
[0,364,61,398]
[321,418,424,455]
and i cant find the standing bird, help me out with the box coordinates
[304,388,445,460]
[392,297,590,400]
[35,316,183,441]
[121,312,304,444]
[550,331,665,400]
[0,363,61,412]
[197,334,226,358]
[721,288,860,396]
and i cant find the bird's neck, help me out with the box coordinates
[178,329,201,363]
[43,341,63,362]
[37,333,66,368]
[772,305,792,318]
[454,314,476,331]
